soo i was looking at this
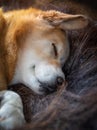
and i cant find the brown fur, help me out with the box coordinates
[1,0,97,20]
[0,1,97,130]
[0,8,88,90]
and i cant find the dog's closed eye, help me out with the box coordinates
[52,43,58,57]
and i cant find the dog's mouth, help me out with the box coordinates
[38,78,64,94]
[39,83,57,94]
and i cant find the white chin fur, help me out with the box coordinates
[11,61,65,94]
[35,62,65,84]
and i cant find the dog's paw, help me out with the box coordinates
[0,91,25,130]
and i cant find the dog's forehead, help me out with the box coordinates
[31,21,66,44]
[17,17,67,51]
[44,28,66,43]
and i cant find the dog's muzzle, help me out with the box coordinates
[39,76,64,94]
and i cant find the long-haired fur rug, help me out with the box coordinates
[1,0,97,130]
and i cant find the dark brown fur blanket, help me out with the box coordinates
[1,0,97,130]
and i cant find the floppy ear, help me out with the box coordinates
[42,10,89,30]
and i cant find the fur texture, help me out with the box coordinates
[0,0,97,130]
[9,23,97,130]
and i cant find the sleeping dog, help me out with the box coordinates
[0,8,88,129]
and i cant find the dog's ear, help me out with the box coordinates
[42,10,89,30]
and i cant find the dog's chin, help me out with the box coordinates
[38,82,57,95]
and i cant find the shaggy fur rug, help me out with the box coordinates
[1,0,97,130]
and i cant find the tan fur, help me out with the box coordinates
[0,8,89,91]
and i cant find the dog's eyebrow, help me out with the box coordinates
[52,43,58,57]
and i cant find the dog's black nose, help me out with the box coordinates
[57,77,64,86]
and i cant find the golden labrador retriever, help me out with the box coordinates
[0,8,88,129]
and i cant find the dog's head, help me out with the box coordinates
[12,9,89,94]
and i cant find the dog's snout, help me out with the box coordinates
[39,76,64,94]
[56,77,64,86]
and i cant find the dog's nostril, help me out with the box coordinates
[57,77,64,86]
